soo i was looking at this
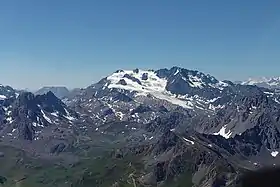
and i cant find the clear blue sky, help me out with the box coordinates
[0,0,280,89]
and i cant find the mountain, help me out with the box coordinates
[0,84,18,101]
[65,67,232,125]
[66,67,280,153]
[35,86,70,99]
[241,77,280,90]
[1,67,280,187]
[0,91,78,142]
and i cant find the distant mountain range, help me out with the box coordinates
[241,77,280,90]
[1,67,280,187]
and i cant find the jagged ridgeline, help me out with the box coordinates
[1,67,280,187]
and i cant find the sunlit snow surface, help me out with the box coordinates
[0,95,7,100]
[41,110,52,123]
[182,137,195,145]
[271,151,279,157]
[106,69,227,110]
[107,70,195,109]
[107,70,167,93]
[64,108,75,121]
[214,125,232,139]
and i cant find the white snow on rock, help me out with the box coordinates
[115,111,125,120]
[41,110,52,123]
[182,137,195,145]
[188,75,204,88]
[214,125,232,139]
[107,70,194,108]
[174,69,180,75]
[64,108,75,121]
[32,122,44,128]
[105,69,228,110]
[51,112,59,117]
[271,151,279,157]
[107,70,167,93]
[6,117,13,124]
[0,95,7,100]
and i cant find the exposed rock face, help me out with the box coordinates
[0,91,77,141]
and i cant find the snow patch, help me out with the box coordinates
[6,117,13,123]
[182,137,195,145]
[271,151,279,157]
[0,95,7,100]
[51,112,59,117]
[116,111,125,120]
[32,122,44,128]
[64,108,75,121]
[188,75,204,88]
[41,110,52,123]
[174,69,180,75]
[107,70,194,109]
[214,125,232,139]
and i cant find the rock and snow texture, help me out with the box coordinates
[214,125,232,139]
[0,84,18,99]
[0,91,78,141]
[107,69,167,93]
[104,68,228,110]
[182,137,195,145]
[106,69,195,109]
[0,95,7,100]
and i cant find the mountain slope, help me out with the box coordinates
[0,91,78,141]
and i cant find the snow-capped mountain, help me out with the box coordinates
[106,67,229,96]
[65,67,234,130]
[66,67,280,141]
[241,77,280,90]
[89,67,231,110]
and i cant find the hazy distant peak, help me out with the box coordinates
[242,77,280,89]
[35,86,70,99]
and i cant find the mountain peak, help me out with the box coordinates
[105,67,229,92]
[35,86,70,99]
[85,67,231,110]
